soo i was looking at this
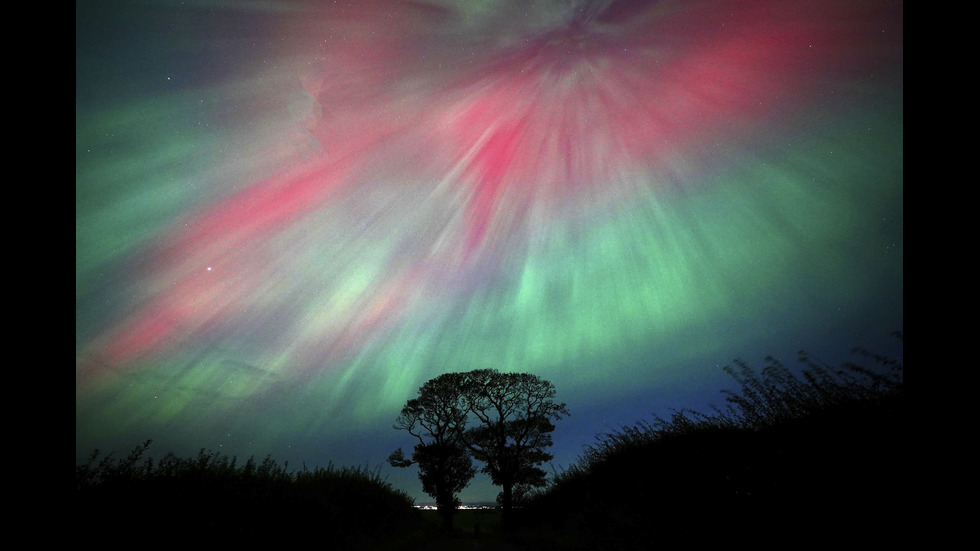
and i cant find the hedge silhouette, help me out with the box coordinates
[76,442,421,547]
[518,334,904,549]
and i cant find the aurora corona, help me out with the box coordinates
[76,0,903,492]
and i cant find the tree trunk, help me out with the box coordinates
[437,491,456,534]
[500,482,513,528]
[439,506,454,534]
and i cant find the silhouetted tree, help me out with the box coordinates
[390,369,569,527]
[460,370,569,521]
[389,372,475,532]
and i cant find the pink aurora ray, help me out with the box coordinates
[79,0,900,381]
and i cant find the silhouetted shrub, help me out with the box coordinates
[519,335,904,549]
[75,442,421,548]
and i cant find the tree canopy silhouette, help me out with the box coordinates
[460,369,569,516]
[389,369,569,525]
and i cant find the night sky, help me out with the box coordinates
[76,0,903,503]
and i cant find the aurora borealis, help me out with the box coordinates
[76,0,903,502]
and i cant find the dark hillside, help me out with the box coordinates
[518,345,904,549]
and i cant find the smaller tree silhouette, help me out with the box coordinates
[388,373,475,532]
